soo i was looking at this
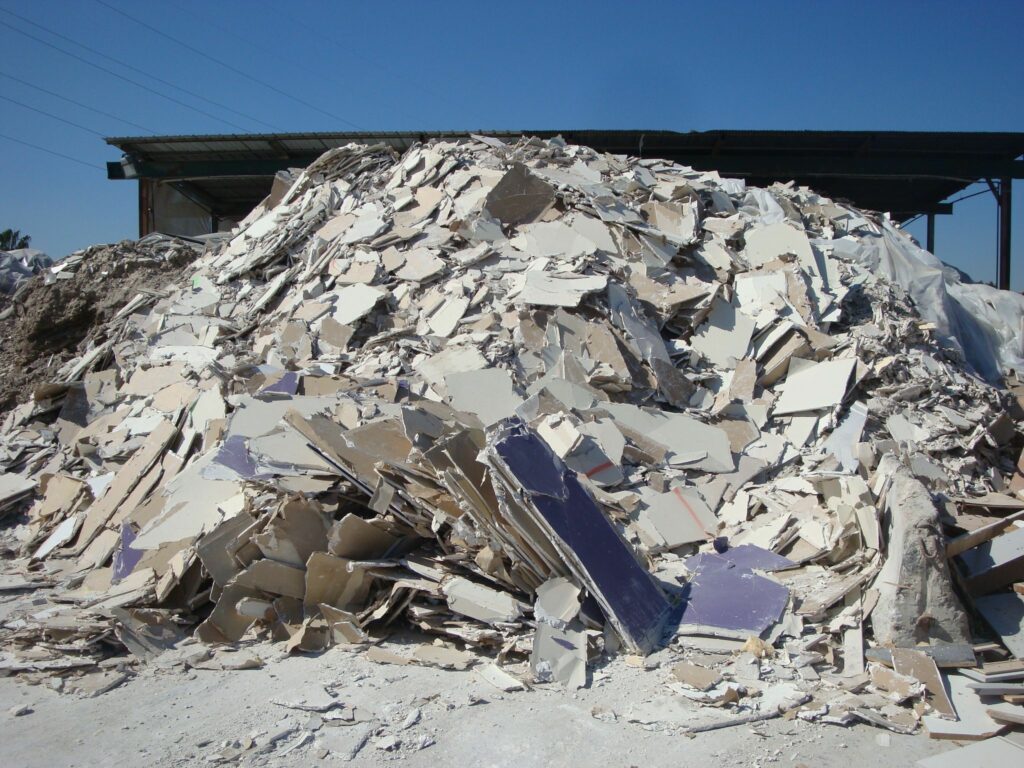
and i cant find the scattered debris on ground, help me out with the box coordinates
[1,135,1023,761]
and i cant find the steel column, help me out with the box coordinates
[999,178,1012,290]
[926,213,936,253]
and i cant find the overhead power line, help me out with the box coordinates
[93,0,365,130]
[1,21,250,132]
[0,70,157,134]
[1,93,106,137]
[0,7,280,132]
[0,131,103,170]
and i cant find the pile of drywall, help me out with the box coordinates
[1,135,1023,743]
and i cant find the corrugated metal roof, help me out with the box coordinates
[105,130,1024,222]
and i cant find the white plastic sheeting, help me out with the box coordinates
[824,219,1024,384]
[0,248,51,294]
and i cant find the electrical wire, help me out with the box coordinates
[1,93,107,137]
[0,7,278,132]
[0,70,157,134]
[1,21,250,132]
[0,131,103,170]
[92,0,365,130]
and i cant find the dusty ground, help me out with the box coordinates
[0,638,956,768]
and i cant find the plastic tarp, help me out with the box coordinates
[823,219,1024,385]
[0,248,52,294]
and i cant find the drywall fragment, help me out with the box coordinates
[233,559,307,600]
[824,401,869,473]
[511,221,598,259]
[677,553,789,636]
[445,368,523,426]
[606,283,692,407]
[304,553,369,611]
[534,577,581,627]
[416,345,488,390]
[396,248,444,283]
[671,662,722,690]
[484,163,555,225]
[974,592,1024,658]
[518,272,607,308]
[637,487,718,550]
[773,358,856,415]
[476,663,526,692]
[320,604,367,644]
[959,527,1024,596]
[987,702,1024,725]
[412,645,474,670]
[892,648,956,718]
[531,620,586,688]
[327,514,398,560]
[428,296,469,337]
[923,674,1005,740]
[442,576,525,624]
[332,283,385,325]
[689,298,755,369]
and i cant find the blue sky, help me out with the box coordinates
[1,0,1022,287]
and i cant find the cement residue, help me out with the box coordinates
[0,237,198,413]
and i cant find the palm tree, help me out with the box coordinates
[0,229,31,250]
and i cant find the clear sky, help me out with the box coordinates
[2,0,1022,287]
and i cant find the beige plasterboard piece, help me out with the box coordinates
[743,222,815,269]
[395,248,444,283]
[122,363,186,396]
[413,644,474,670]
[442,576,524,624]
[445,368,523,426]
[314,212,354,242]
[476,663,526,692]
[416,345,488,390]
[328,514,398,560]
[892,648,956,719]
[690,298,756,370]
[304,552,369,611]
[517,272,607,308]
[535,577,581,625]
[131,452,240,550]
[232,559,307,600]
[639,487,718,549]
[671,661,722,691]
[427,296,469,337]
[531,620,586,688]
[76,420,178,549]
[773,358,856,415]
[924,674,1005,739]
[332,283,385,325]
[510,221,597,259]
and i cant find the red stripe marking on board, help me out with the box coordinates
[673,486,707,532]
[585,460,615,478]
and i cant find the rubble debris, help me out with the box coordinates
[0,235,200,414]
[2,134,1024,752]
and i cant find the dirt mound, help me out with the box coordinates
[0,236,200,413]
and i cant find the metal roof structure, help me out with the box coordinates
[105,129,1024,285]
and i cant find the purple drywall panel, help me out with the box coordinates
[492,423,671,652]
[678,554,789,635]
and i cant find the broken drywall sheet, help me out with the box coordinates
[773,358,856,415]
